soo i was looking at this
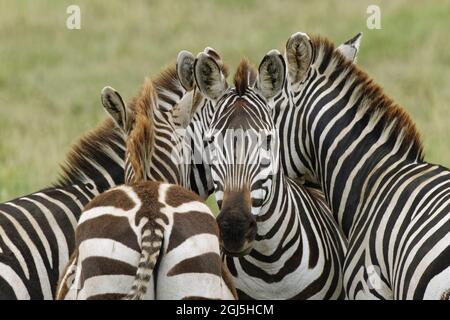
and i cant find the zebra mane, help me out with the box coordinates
[234,59,257,96]
[311,35,424,161]
[126,78,157,183]
[55,64,182,188]
[126,64,186,183]
[54,117,125,188]
[153,64,182,104]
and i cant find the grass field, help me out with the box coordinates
[1,0,449,202]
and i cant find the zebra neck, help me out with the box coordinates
[255,172,301,256]
[152,77,196,188]
[147,108,188,186]
[54,120,126,193]
[185,101,216,199]
[304,88,423,237]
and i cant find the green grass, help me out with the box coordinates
[1,0,450,202]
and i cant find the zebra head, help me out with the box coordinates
[177,47,230,197]
[276,32,363,182]
[100,82,192,185]
[195,50,286,256]
[177,47,229,117]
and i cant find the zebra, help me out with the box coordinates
[191,50,347,299]
[275,31,450,299]
[0,57,216,299]
[178,35,363,197]
[271,32,362,184]
[56,81,236,300]
[0,116,125,299]
[177,47,230,199]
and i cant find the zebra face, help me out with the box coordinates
[206,92,278,256]
[206,91,278,211]
[196,51,286,256]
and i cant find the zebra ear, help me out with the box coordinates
[336,32,362,62]
[194,52,227,101]
[177,50,196,91]
[101,86,130,133]
[257,49,286,100]
[285,32,313,84]
[203,47,229,80]
[203,47,221,62]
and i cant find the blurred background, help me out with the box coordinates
[0,0,449,202]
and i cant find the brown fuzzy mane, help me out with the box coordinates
[126,79,157,183]
[126,63,187,183]
[233,59,257,96]
[54,118,125,189]
[153,64,181,102]
[54,64,181,188]
[310,35,424,161]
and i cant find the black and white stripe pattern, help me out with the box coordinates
[272,33,363,184]
[56,81,236,300]
[276,32,450,299]
[0,62,212,300]
[195,53,347,299]
[0,120,125,299]
[56,182,236,300]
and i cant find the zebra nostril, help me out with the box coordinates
[245,220,257,239]
[252,199,263,207]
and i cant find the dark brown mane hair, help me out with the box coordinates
[310,35,424,161]
[54,118,125,189]
[234,59,257,96]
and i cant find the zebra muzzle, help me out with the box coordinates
[217,209,257,256]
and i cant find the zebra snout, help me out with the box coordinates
[217,210,257,256]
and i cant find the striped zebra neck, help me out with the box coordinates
[131,67,218,194]
[54,118,126,193]
[145,105,188,185]
[226,170,346,299]
[254,172,298,252]
[185,98,216,198]
[126,76,199,188]
[286,36,424,236]
[0,182,99,299]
